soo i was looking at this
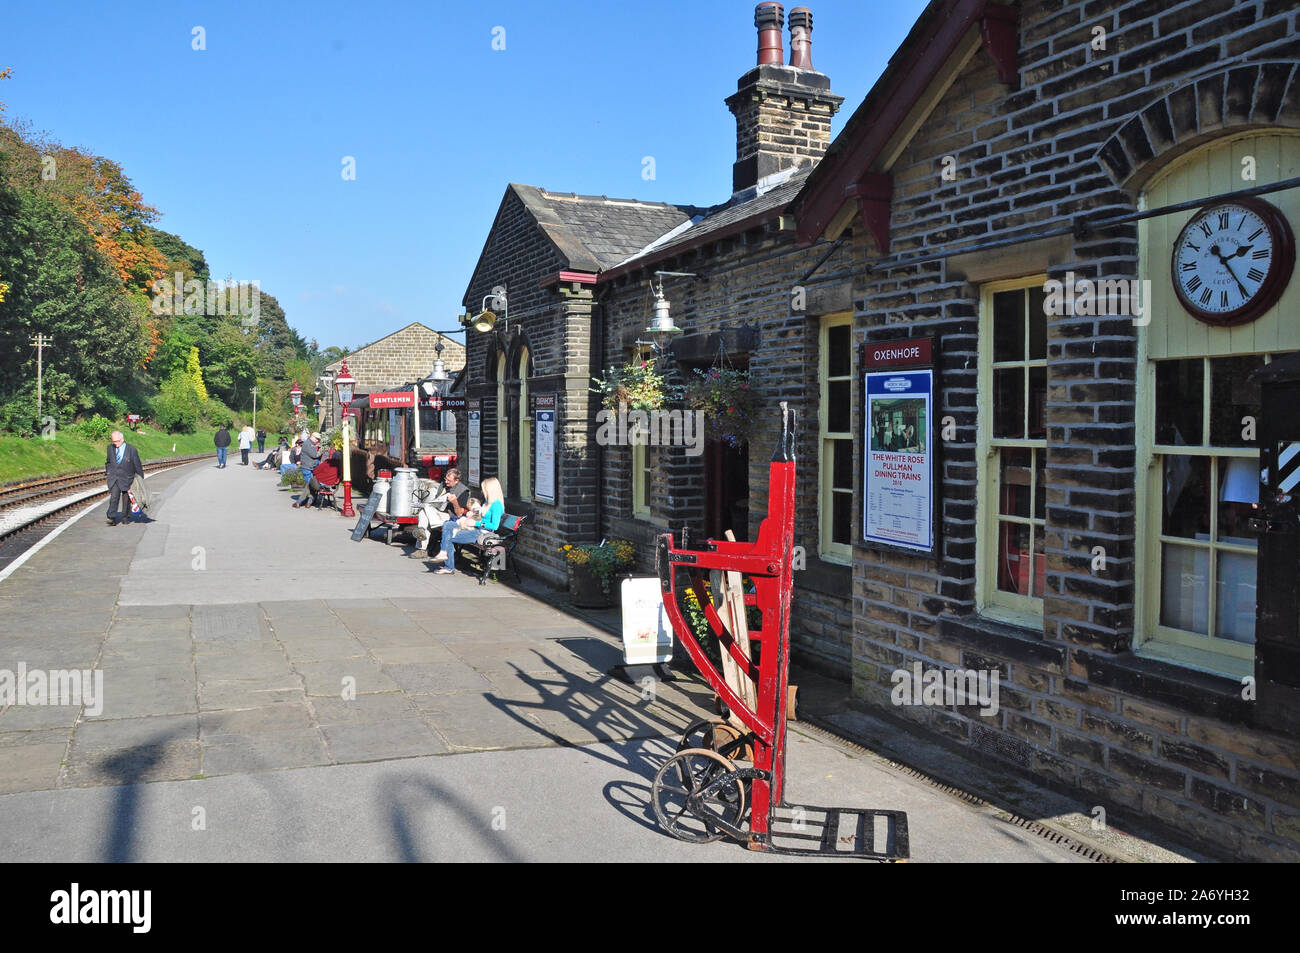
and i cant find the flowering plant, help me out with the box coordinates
[558,539,636,594]
[684,367,758,448]
[592,360,681,412]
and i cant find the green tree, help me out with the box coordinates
[185,345,208,403]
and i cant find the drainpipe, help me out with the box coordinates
[592,285,611,544]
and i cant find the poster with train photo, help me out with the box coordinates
[863,369,934,553]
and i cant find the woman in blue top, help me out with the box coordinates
[432,476,504,574]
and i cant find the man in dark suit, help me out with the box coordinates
[105,430,145,525]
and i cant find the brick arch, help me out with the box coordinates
[507,332,533,381]
[484,335,504,382]
[1097,62,1300,192]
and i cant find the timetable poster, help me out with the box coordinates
[534,394,556,505]
[863,369,933,552]
[467,399,482,486]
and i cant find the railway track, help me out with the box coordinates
[0,453,209,548]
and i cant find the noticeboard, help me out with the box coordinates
[351,490,384,542]
[534,394,556,505]
[861,336,940,558]
[467,399,481,486]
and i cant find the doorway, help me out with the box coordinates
[705,438,749,542]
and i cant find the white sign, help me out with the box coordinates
[864,369,933,552]
[621,577,673,664]
[534,395,556,505]
[467,402,481,486]
[388,408,401,459]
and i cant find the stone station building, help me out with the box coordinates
[456,0,1300,859]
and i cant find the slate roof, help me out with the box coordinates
[511,184,706,273]
[609,167,812,272]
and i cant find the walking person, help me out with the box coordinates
[256,427,266,454]
[238,425,253,466]
[431,476,504,575]
[105,431,145,526]
[214,423,231,468]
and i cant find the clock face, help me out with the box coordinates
[1172,197,1295,327]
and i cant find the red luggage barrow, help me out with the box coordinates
[652,403,909,859]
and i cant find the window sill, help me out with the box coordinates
[796,557,851,599]
[1134,640,1252,681]
[977,604,1044,632]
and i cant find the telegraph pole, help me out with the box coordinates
[30,333,53,420]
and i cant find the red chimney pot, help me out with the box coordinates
[789,7,814,70]
[755,2,784,66]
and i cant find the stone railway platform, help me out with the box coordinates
[0,459,1194,861]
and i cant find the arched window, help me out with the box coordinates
[496,350,509,498]
[518,346,532,501]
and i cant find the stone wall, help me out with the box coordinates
[847,0,1300,860]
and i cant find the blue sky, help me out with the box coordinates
[1,0,929,352]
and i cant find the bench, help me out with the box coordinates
[454,513,527,585]
[314,483,337,511]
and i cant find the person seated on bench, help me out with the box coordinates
[431,476,503,574]
[258,437,288,470]
[294,452,340,509]
[411,467,474,557]
[280,440,303,478]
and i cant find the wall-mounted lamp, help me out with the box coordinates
[468,285,508,336]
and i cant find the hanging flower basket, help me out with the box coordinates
[592,360,681,412]
[684,367,758,449]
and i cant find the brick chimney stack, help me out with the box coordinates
[725,3,843,194]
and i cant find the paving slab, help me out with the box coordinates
[410,692,554,751]
[310,693,424,727]
[201,728,331,776]
[383,662,491,695]
[62,740,202,788]
[322,720,449,762]
[0,742,65,794]
[197,676,304,712]
[294,658,400,696]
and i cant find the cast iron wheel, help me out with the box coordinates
[652,748,747,844]
[678,717,754,763]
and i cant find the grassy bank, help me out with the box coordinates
[0,425,220,483]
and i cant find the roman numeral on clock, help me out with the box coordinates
[1221,291,1230,308]
[1218,212,1229,230]
[1199,288,1213,306]
[1248,267,1266,282]
[1199,221,1213,238]
[1253,249,1269,260]
[1187,275,1202,292]
[1181,261,1196,271]
[1249,228,1264,241]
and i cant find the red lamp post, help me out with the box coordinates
[334,362,357,517]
